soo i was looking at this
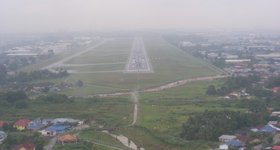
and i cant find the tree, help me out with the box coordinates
[37,93,73,103]
[181,110,265,141]
[0,64,7,83]
[15,101,28,109]
[4,91,27,103]
[206,85,217,95]
[76,80,84,87]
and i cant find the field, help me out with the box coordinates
[0,96,133,127]
[0,79,248,150]
[23,35,223,96]
[15,35,232,149]
[115,80,246,150]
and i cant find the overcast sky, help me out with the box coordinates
[0,0,279,33]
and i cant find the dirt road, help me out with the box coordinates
[131,92,139,126]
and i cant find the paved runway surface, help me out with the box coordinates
[125,37,153,73]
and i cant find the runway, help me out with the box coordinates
[124,37,153,73]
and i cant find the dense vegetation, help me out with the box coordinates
[0,132,45,150]
[180,110,266,141]
[266,76,280,88]
[35,93,73,103]
[206,75,264,96]
[0,68,68,84]
[0,91,73,109]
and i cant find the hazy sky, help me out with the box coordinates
[0,0,279,33]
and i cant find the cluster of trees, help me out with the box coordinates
[9,69,68,83]
[0,64,7,84]
[211,58,226,69]
[0,68,68,84]
[0,132,45,150]
[0,91,28,108]
[180,110,266,141]
[36,93,73,103]
[265,76,280,88]
[206,75,261,96]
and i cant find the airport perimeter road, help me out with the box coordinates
[125,37,153,73]
[42,40,106,70]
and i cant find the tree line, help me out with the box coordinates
[180,110,266,141]
[0,67,68,84]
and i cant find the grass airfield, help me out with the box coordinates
[23,35,222,96]
[17,35,230,150]
[36,35,223,96]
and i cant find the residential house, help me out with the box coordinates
[57,134,78,145]
[272,87,280,93]
[51,118,80,125]
[272,146,280,150]
[0,131,7,144]
[219,135,237,143]
[228,92,240,99]
[219,144,229,150]
[13,119,31,131]
[271,112,280,117]
[237,135,260,145]
[259,124,280,133]
[40,125,70,136]
[0,121,7,128]
[27,118,48,131]
[225,139,243,149]
[42,119,53,126]
[15,143,35,150]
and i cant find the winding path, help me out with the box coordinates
[131,92,139,126]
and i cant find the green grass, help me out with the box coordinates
[78,129,131,150]
[61,35,222,93]
[60,85,129,96]
[140,79,225,101]
[0,97,133,127]
[63,63,125,72]
[65,54,128,64]
[54,142,93,150]
[108,79,244,150]
[21,36,222,96]
[118,126,216,150]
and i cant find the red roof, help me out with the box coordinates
[272,87,280,93]
[14,119,31,127]
[0,121,7,127]
[16,143,35,150]
[272,146,280,150]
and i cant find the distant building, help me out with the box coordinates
[219,135,237,143]
[15,143,35,150]
[57,134,78,145]
[225,139,243,148]
[219,144,229,150]
[51,118,80,125]
[0,121,7,128]
[272,87,280,93]
[225,59,251,64]
[259,124,280,133]
[271,112,280,117]
[272,146,280,150]
[13,119,31,131]
[0,131,7,144]
[40,125,70,136]
[27,118,50,131]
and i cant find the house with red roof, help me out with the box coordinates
[13,119,31,131]
[272,145,280,150]
[272,87,280,93]
[0,121,7,128]
[15,143,35,150]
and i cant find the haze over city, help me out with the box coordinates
[2,1,280,150]
[0,0,280,33]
